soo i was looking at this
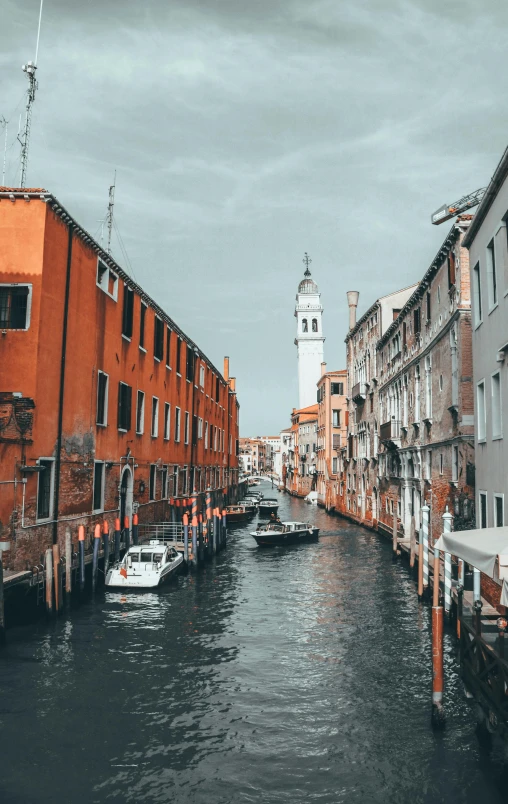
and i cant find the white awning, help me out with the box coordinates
[434,526,508,607]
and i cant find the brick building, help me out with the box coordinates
[289,404,318,497]
[0,188,240,570]
[238,438,268,475]
[316,365,347,508]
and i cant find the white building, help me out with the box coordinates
[463,145,508,529]
[295,257,325,409]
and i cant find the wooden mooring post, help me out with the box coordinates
[222,509,227,548]
[132,513,139,546]
[417,524,424,600]
[65,526,72,595]
[191,515,198,568]
[52,543,62,614]
[422,503,430,596]
[45,548,53,615]
[409,515,416,571]
[392,507,398,558]
[442,507,453,620]
[103,520,110,578]
[183,513,189,564]
[206,489,212,557]
[114,518,121,563]
[0,547,5,645]
[123,515,130,552]
[92,524,101,591]
[431,546,445,728]
[78,525,85,592]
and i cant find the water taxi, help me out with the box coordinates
[105,541,183,588]
[257,498,279,517]
[251,521,319,547]
[225,504,254,523]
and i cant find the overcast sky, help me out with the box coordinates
[1,0,507,435]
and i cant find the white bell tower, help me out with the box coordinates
[294,253,324,409]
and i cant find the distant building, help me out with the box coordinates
[316,365,348,508]
[238,438,269,474]
[294,262,324,409]
[289,404,318,497]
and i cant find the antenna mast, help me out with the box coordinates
[19,0,43,188]
[106,171,116,255]
[0,117,7,186]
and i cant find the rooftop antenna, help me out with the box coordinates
[106,170,116,255]
[19,0,44,188]
[0,117,7,185]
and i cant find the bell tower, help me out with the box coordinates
[294,253,324,409]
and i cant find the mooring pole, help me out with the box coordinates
[442,507,453,619]
[222,509,227,548]
[418,522,424,600]
[422,503,430,595]
[0,549,5,645]
[78,525,85,592]
[114,518,121,563]
[123,515,130,552]
[198,513,204,562]
[45,548,53,615]
[192,515,198,568]
[431,602,445,729]
[183,512,189,564]
[392,506,398,558]
[132,513,139,546]
[410,515,416,571]
[473,567,482,635]
[92,524,100,592]
[52,542,62,613]
[213,508,219,554]
[103,520,110,578]
[206,488,212,557]
[65,526,72,595]
[457,584,464,639]
[433,546,440,607]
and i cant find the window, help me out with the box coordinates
[161,465,168,498]
[122,285,134,338]
[494,494,504,527]
[312,318,318,332]
[149,465,156,501]
[332,409,341,427]
[439,374,443,391]
[479,491,487,528]
[96,259,118,300]
[192,415,198,446]
[154,316,164,361]
[331,382,344,395]
[426,291,431,322]
[37,459,54,521]
[184,411,189,444]
[477,380,486,441]
[176,338,182,374]
[186,345,195,382]
[452,446,459,482]
[486,239,497,308]
[164,403,170,440]
[332,457,338,474]
[302,318,308,332]
[118,382,132,431]
[414,364,420,422]
[151,397,159,437]
[425,449,432,481]
[136,390,145,434]
[139,302,147,349]
[492,372,502,439]
[216,376,220,403]
[199,364,205,387]
[473,262,482,326]
[166,327,172,368]
[448,252,456,288]
[414,307,421,335]
[424,356,432,419]
[198,417,203,439]
[93,461,105,512]
[96,371,108,426]
[437,285,441,304]
[205,421,209,448]
[0,284,30,329]
[402,321,407,347]
[439,453,444,475]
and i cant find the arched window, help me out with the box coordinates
[302,318,308,332]
[312,318,318,332]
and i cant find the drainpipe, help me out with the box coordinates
[52,223,74,545]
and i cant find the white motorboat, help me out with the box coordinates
[105,541,183,588]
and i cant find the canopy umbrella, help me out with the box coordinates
[434,526,508,605]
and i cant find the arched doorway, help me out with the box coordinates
[120,465,133,528]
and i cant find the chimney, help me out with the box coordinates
[229,377,236,392]
[223,356,230,382]
[321,361,327,377]
[347,291,359,330]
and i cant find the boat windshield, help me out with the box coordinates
[140,552,153,562]
[153,552,164,562]
[130,554,139,563]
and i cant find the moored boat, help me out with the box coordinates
[251,521,319,547]
[238,499,258,513]
[105,541,183,588]
[225,504,254,523]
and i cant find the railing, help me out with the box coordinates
[351,382,367,403]
[380,419,401,442]
[138,523,185,545]
[460,619,508,732]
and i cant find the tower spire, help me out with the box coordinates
[302,252,312,277]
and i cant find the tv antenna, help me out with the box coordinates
[18,0,44,187]
[0,117,7,185]
[106,171,116,255]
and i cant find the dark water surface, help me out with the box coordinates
[2,488,508,803]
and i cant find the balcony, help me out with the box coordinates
[351,382,368,404]
[380,419,401,445]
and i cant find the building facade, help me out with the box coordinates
[287,405,318,496]
[463,149,508,531]
[0,188,240,569]
[295,263,324,409]
[316,365,347,508]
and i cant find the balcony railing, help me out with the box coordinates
[352,382,367,404]
[380,419,401,443]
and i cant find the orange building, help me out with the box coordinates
[0,188,240,569]
[289,404,318,497]
[316,365,347,509]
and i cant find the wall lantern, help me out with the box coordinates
[138,480,146,495]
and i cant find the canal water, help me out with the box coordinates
[1,487,508,803]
